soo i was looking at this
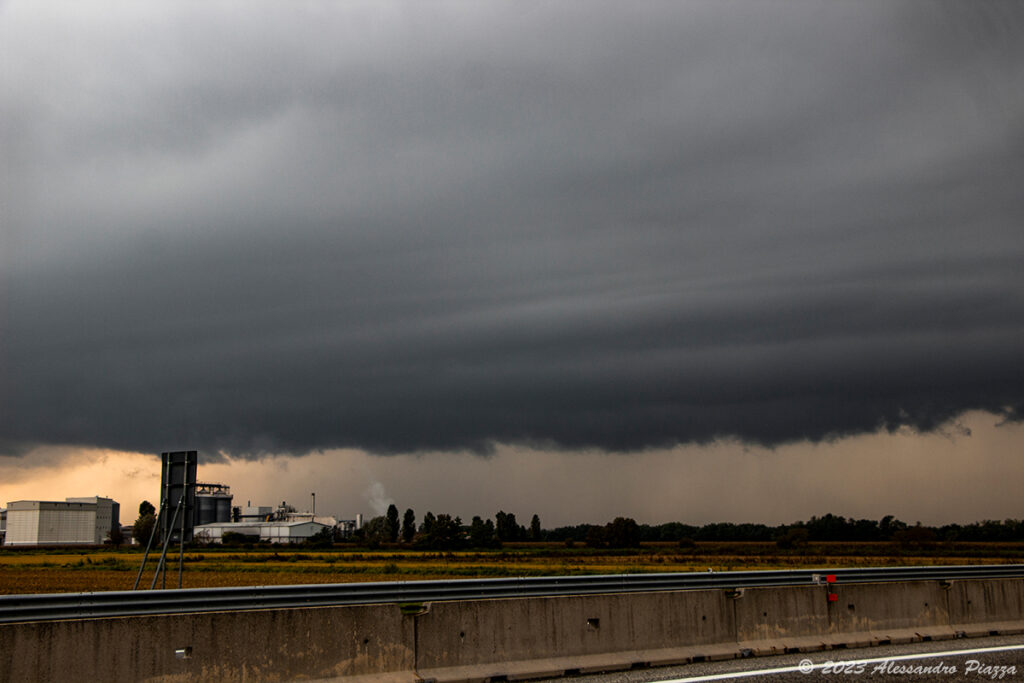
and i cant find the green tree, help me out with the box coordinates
[469,516,500,548]
[484,519,498,547]
[496,511,521,542]
[386,504,400,543]
[421,511,436,535]
[893,523,936,550]
[417,513,464,550]
[605,517,640,548]
[305,527,335,548]
[879,515,906,540]
[221,531,250,546]
[585,525,605,548]
[361,516,389,547]
[402,509,416,543]
[107,525,125,548]
[133,503,156,545]
[775,526,809,550]
[530,514,542,541]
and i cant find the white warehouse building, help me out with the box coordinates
[3,496,120,546]
[194,520,329,544]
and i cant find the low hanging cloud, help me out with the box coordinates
[2,2,1023,459]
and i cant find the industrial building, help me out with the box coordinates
[3,496,120,546]
[222,499,362,540]
[236,505,275,523]
[336,517,362,538]
[141,451,362,547]
[191,500,336,543]
[193,519,330,544]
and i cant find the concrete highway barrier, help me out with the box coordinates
[0,603,413,683]
[414,589,738,682]
[2,578,1022,682]
[949,578,1024,638]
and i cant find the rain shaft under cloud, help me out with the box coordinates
[2,1,1023,459]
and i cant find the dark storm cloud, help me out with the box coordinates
[2,1,1023,458]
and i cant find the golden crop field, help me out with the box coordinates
[2,542,1022,595]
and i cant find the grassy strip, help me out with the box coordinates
[3,543,1022,595]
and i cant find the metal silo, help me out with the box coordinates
[195,494,217,526]
[193,484,233,527]
[215,495,232,523]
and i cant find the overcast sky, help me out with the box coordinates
[2,2,1023,524]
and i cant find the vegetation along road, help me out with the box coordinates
[3,540,1023,595]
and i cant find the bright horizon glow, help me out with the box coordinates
[2,411,1020,530]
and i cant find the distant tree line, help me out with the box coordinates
[546,513,1024,547]
[128,499,1024,552]
[347,509,1024,550]
[354,506,544,550]
[129,497,1024,551]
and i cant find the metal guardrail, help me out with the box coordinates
[2,564,1023,624]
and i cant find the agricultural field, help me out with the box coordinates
[2,542,1023,595]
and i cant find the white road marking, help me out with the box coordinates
[652,644,1024,682]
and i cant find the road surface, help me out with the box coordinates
[540,635,1024,683]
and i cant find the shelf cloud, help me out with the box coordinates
[2,2,1023,459]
